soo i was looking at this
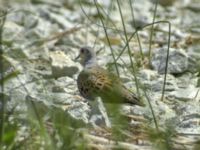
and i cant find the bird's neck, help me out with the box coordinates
[84,57,97,68]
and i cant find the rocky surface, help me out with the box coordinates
[0,0,200,149]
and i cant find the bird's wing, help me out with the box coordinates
[88,67,114,91]
[91,67,144,105]
[77,66,113,99]
[87,67,128,103]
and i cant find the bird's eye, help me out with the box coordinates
[80,48,84,53]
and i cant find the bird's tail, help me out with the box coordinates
[122,87,145,106]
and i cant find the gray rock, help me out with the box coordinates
[49,51,80,78]
[175,103,200,134]
[67,102,90,124]
[89,97,111,127]
[151,48,188,74]
[26,91,90,124]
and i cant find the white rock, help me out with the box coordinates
[167,85,200,101]
[49,51,80,78]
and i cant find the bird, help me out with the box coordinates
[76,47,144,106]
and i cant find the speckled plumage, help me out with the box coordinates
[77,47,144,106]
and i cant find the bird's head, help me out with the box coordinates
[76,47,97,68]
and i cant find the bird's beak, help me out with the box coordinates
[74,54,80,61]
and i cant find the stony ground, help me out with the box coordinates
[1,0,200,149]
